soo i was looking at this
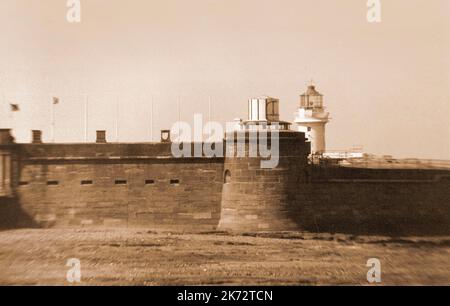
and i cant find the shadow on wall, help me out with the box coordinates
[292,180,450,237]
[294,213,450,237]
[0,196,38,231]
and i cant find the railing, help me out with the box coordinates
[344,158,450,170]
[311,152,450,170]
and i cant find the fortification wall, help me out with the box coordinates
[1,128,450,236]
[0,142,224,232]
[293,167,450,236]
[218,130,311,231]
[218,129,450,235]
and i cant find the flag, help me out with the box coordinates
[10,104,19,112]
[52,97,60,105]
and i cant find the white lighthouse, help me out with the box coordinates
[293,84,330,155]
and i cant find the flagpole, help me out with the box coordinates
[4,93,12,128]
[208,95,212,135]
[7,94,19,135]
[177,96,181,135]
[51,96,55,143]
[115,94,119,142]
[10,110,14,136]
[150,95,154,142]
[9,97,14,133]
[84,94,88,142]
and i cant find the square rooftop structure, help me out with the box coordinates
[242,96,291,130]
[248,96,280,123]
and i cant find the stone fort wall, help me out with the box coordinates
[0,141,224,231]
[217,131,450,235]
[1,129,450,236]
[300,166,450,235]
[219,164,450,235]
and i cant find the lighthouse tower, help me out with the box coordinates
[293,84,330,155]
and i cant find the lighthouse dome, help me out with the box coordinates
[304,85,323,96]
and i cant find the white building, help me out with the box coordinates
[293,85,330,154]
[232,96,291,131]
[248,96,280,123]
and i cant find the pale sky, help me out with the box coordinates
[0,0,449,159]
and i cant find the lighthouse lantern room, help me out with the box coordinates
[294,84,330,155]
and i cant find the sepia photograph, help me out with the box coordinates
[0,0,449,293]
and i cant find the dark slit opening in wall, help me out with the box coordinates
[115,180,127,185]
[170,179,180,185]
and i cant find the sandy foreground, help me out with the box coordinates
[0,229,448,285]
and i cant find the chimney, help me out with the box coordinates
[32,130,42,144]
[0,129,15,145]
[161,130,171,143]
[96,130,107,143]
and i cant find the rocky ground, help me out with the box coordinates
[0,229,449,285]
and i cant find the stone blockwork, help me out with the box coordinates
[218,131,311,232]
[295,167,450,236]
[220,153,450,235]
[1,128,450,236]
[1,141,224,231]
[15,160,223,231]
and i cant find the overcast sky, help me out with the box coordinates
[0,0,449,159]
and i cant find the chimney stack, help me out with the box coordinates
[32,130,42,144]
[0,129,14,145]
[96,130,107,143]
